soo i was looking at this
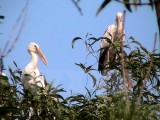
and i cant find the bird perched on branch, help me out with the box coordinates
[21,42,48,94]
[98,12,125,76]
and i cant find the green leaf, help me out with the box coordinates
[88,73,96,87]
[123,0,132,12]
[51,88,66,94]
[96,0,111,16]
[69,94,85,103]
[129,36,142,46]
[85,87,92,98]
[75,63,86,70]
[130,36,150,55]
[129,50,138,57]
[85,65,93,73]
[9,67,16,80]
[45,84,51,93]
[0,75,9,86]
[54,94,64,100]
[97,103,108,110]
[140,46,150,55]
[72,37,82,48]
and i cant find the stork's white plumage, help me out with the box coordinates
[21,42,48,94]
[98,12,125,75]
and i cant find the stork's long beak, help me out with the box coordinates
[37,47,48,65]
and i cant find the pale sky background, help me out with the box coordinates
[0,0,159,98]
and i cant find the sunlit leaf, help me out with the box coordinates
[97,103,108,110]
[130,36,150,55]
[88,37,101,46]
[0,75,9,86]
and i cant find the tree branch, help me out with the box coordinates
[71,0,83,15]
[2,0,29,57]
[115,0,159,6]
[121,10,130,113]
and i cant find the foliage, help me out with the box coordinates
[96,0,156,15]
[72,0,160,39]
[71,34,160,120]
[0,34,160,119]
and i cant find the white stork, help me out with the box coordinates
[98,12,125,75]
[21,42,48,94]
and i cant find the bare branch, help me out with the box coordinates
[2,0,29,57]
[71,0,83,15]
[115,0,159,6]
[5,9,28,56]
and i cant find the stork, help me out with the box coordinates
[98,12,125,75]
[21,42,48,94]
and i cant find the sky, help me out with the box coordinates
[0,0,159,98]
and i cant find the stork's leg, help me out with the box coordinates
[106,49,110,68]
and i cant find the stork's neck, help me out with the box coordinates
[117,20,123,34]
[30,51,38,68]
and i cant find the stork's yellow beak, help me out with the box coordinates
[37,47,48,65]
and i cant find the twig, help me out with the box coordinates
[5,6,28,56]
[2,0,29,57]
[135,32,158,112]
[71,0,83,15]
[115,0,159,5]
